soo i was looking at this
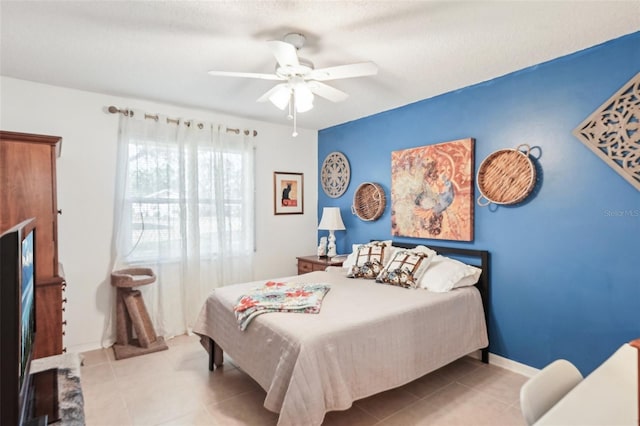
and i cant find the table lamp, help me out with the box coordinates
[318,207,346,258]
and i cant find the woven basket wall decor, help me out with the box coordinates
[351,182,386,221]
[476,144,536,207]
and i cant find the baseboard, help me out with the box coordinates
[468,350,540,378]
[65,342,105,355]
[489,353,540,378]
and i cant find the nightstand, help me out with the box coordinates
[296,255,344,275]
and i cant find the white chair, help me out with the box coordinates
[520,359,584,425]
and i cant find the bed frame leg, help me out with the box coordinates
[481,348,489,364]
[208,338,224,371]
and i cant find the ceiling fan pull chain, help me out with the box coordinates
[288,91,294,120]
[292,90,298,137]
[289,89,298,137]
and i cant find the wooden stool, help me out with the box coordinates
[111,268,168,360]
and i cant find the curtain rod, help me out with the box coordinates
[107,105,258,137]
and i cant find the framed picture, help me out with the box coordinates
[391,138,475,241]
[274,172,304,215]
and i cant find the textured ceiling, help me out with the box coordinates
[1,1,638,131]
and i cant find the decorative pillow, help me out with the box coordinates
[346,241,392,279]
[419,255,482,292]
[343,240,393,269]
[375,249,434,289]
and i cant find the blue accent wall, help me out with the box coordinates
[318,32,640,375]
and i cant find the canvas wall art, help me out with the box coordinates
[391,138,475,241]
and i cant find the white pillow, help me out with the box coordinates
[342,244,360,269]
[407,245,437,257]
[342,240,393,269]
[419,255,482,292]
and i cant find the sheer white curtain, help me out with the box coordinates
[104,110,255,345]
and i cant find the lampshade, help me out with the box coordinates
[293,84,314,113]
[318,207,346,231]
[268,87,291,110]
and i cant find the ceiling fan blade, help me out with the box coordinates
[308,62,378,81]
[307,81,349,103]
[208,70,282,81]
[267,40,300,68]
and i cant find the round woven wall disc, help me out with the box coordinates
[321,152,351,198]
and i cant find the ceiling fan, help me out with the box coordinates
[208,33,378,136]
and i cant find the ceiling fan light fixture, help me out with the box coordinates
[296,99,314,113]
[294,85,314,113]
[268,86,291,110]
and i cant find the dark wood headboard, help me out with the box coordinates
[391,241,490,363]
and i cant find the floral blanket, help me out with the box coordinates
[234,281,331,330]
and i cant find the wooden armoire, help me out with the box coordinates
[0,130,66,358]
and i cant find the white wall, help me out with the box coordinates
[0,76,319,352]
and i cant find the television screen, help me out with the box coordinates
[0,218,37,426]
[20,230,35,389]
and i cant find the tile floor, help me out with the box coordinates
[80,334,528,425]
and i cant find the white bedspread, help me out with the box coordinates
[193,269,488,426]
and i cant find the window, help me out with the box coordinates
[122,134,254,263]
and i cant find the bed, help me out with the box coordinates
[193,242,490,426]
